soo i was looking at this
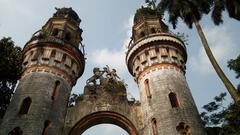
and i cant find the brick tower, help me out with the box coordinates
[126,8,206,135]
[0,8,85,135]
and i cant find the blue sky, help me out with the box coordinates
[0,0,239,134]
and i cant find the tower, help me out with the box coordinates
[126,7,206,135]
[0,8,85,135]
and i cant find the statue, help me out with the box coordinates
[86,67,106,86]
[105,65,120,80]
[86,66,120,87]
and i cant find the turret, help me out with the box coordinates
[0,7,85,135]
[126,7,206,135]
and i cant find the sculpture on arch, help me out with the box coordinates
[86,65,121,87]
[86,67,107,86]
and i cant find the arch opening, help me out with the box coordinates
[68,111,138,135]
[169,92,180,108]
[82,124,128,135]
[19,97,32,115]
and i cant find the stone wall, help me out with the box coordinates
[63,79,143,135]
[0,72,71,135]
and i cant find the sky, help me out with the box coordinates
[0,0,239,134]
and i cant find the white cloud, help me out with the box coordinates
[90,48,126,74]
[88,15,139,99]
[89,15,134,75]
[189,25,239,74]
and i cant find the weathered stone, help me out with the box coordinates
[0,7,206,135]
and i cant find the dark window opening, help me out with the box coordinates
[140,31,145,37]
[8,127,23,135]
[169,92,180,108]
[42,120,51,135]
[176,122,191,135]
[65,32,71,41]
[151,118,158,135]
[62,54,66,62]
[52,29,59,37]
[144,79,151,98]
[51,50,56,58]
[151,28,156,33]
[19,97,32,115]
[52,81,60,100]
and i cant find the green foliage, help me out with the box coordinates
[135,7,159,17]
[228,55,240,79]
[103,79,127,91]
[0,37,22,83]
[201,93,226,126]
[155,0,212,29]
[201,92,240,135]
[0,37,22,118]
[228,55,240,91]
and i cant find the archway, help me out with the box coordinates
[82,124,128,135]
[68,111,138,135]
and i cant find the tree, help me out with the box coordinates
[145,0,240,103]
[0,37,22,118]
[211,0,240,25]
[201,56,240,135]
[228,55,240,91]
[201,93,240,135]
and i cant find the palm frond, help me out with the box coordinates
[211,0,225,25]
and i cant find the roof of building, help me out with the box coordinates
[53,7,81,23]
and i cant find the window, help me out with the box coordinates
[65,32,71,41]
[176,122,191,135]
[42,120,51,135]
[169,92,180,108]
[52,81,60,100]
[51,50,56,58]
[151,118,158,135]
[144,79,151,98]
[8,127,23,135]
[19,97,32,115]
[151,28,156,33]
[62,54,66,62]
[140,31,145,37]
[52,29,59,37]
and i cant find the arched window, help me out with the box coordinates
[8,127,23,135]
[144,79,151,98]
[52,29,59,37]
[52,81,60,100]
[169,92,180,108]
[19,97,32,115]
[42,120,51,135]
[151,118,158,135]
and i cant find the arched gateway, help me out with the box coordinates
[68,111,138,135]
[63,78,142,135]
